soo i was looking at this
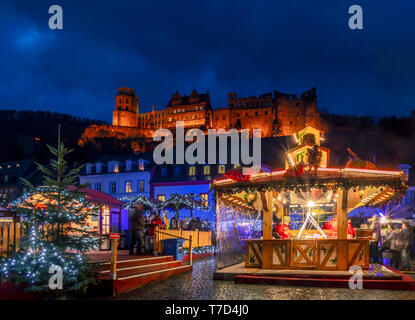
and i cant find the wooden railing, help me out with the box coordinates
[154,226,212,250]
[0,221,23,257]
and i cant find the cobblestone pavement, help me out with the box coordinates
[112,257,415,300]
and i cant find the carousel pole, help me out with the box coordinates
[336,188,349,271]
[261,191,274,269]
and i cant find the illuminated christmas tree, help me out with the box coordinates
[0,127,102,293]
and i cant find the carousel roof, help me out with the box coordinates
[213,167,407,193]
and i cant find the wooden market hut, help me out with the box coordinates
[213,168,407,271]
[9,187,124,251]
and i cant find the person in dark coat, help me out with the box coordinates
[129,205,144,255]
[369,215,382,263]
[389,224,402,270]
[399,222,412,271]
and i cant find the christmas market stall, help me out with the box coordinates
[213,127,408,272]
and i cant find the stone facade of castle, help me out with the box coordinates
[79,86,325,151]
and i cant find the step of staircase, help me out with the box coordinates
[114,264,192,295]
[99,260,182,279]
[90,255,192,296]
[94,255,175,272]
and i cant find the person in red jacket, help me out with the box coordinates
[145,213,164,254]
[347,219,355,238]
[276,216,291,240]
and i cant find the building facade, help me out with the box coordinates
[79,156,153,203]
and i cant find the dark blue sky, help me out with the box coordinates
[1,0,415,122]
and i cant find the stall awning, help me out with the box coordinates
[213,167,407,194]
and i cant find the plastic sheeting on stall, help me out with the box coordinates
[216,198,262,269]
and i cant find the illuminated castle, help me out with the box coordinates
[79,86,326,150]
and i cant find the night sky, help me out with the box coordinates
[1,0,415,122]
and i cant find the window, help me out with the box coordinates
[161,167,167,177]
[94,183,101,192]
[157,194,166,202]
[174,167,182,176]
[189,166,196,176]
[203,166,210,175]
[200,193,209,207]
[125,181,132,193]
[138,180,145,193]
[218,165,225,174]
[101,206,110,234]
[109,182,116,194]
[234,164,240,168]
[139,160,145,171]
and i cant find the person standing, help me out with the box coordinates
[276,216,291,240]
[399,222,412,271]
[128,205,142,255]
[389,224,402,270]
[369,215,382,264]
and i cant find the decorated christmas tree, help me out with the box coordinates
[0,127,102,293]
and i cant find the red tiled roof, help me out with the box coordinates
[81,189,124,208]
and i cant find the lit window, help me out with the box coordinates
[203,166,210,175]
[114,164,119,173]
[139,160,145,171]
[200,193,209,207]
[138,180,145,193]
[189,166,196,176]
[234,164,240,168]
[125,181,132,193]
[218,165,225,174]
[16,163,20,167]
[157,194,166,202]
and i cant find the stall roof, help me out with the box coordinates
[82,189,124,208]
[123,194,163,211]
[213,167,407,194]
[11,186,124,209]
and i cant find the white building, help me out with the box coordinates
[79,157,152,203]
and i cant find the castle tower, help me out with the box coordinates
[112,87,139,127]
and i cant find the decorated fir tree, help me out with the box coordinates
[0,127,102,293]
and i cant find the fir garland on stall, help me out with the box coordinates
[0,136,102,293]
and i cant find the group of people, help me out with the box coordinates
[128,204,163,255]
[367,215,413,271]
[129,205,211,255]
[170,216,210,231]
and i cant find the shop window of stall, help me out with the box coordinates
[101,206,110,235]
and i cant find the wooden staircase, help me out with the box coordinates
[92,255,191,296]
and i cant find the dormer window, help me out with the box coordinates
[86,164,93,174]
[96,163,103,174]
[114,164,119,173]
[139,160,145,171]
[126,160,134,172]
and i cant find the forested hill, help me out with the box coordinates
[0,110,107,163]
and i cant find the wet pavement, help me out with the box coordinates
[111,257,415,300]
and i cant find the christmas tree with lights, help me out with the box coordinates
[0,127,102,293]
